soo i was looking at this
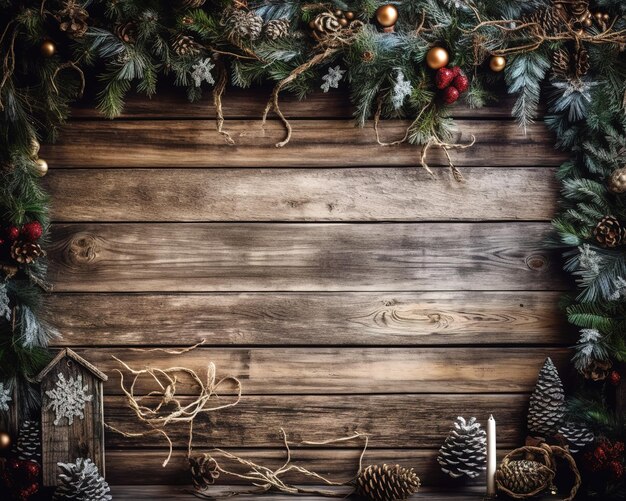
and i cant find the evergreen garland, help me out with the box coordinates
[1,0,625,497]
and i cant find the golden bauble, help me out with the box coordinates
[33,158,48,177]
[583,18,593,27]
[308,20,316,30]
[608,167,626,194]
[489,55,507,72]
[40,40,56,57]
[426,47,449,69]
[334,9,343,17]
[29,137,41,158]
[0,432,11,450]
[345,11,355,20]
[375,4,399,28]
[603,13,610,22]
[339,17,348,27]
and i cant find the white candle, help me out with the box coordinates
[487,414,497,497]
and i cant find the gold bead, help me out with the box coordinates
[375,4,399,28]
[338,18,348,27]
[0,432,11,450]
[603,13,610,22]
[334,9,343,17]
[594,12,603,21]
[29,137,41,158]
[426,47,449,70]
[33,158,48,177]
[489,55,506,72]
[40,40,56,57]
[308,20,316,30]
[345,11,355,20]
[583,18,593,27]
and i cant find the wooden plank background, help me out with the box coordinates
[40,87,571,487]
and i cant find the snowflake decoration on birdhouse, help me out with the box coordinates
[191,58,215,87]
[392,70,412,109]
[45,373,93,426]
[320,66,345,92]
[0,382,11,412]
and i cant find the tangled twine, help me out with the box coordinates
[106,351,242,467]
[190,428,369,498]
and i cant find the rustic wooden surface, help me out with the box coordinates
[40,87,571,493]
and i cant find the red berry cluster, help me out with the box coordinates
[0,222,43,259]
[583,440,625,481]
[435,66,470,105]
[0,459,40,501]
[609,370,621,386]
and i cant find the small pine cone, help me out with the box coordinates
[10,241,45,264]
[575,47,590,77]
[312,12,341,35]
[496,459,553,495]
[115,21,137,44]
[172,34,202,57]
[264,19,290,40]
[608,167,626,193]
[180,0,206,7]
[189,456,220,491]
[227,10,263,40]
[524,7,567,36]
[57,0,89,38]
[581,358,612,381]
[593,216,626,248]
[558,422,594,453]
[552,49,571,78]
[355,464,420,501]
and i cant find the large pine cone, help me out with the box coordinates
[438,416,487,479]
[311,12,341,34]
[528,358,565,437]
[608,167,626,194]
[356,464,420,501]
[593,216,626,248]
[189,456,220,492]
[10,241,45,264]
[172,34,202,57]
[57,0,89,38]
[581,358,612,381]
[264,19,290,40]
[496,459,554,496]
[227,10,264,40]
[558,422,594,454]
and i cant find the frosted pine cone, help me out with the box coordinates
[264,19,290,40]
[11,241,45,264]
[527,358,565,437]
[438,416,487,479]
[558,422,594,454]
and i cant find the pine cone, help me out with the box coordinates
[172,34,202,57]
[437,416,487,479]
[189,456,220,492]
[115,21,137,44]
[524,7,568,36]
[355,464,420,501]
[552,49,571,78]
[593,216,626,248]
[574,47,590,77]
[558,422,594,454]
[581,358,612,381]
[608,167,626,193]
[528,358,565,437]
[496,459,553,495]
[227,10,263,40]
[264,19,290,40]
[57,0,89,39]
[10,241,45,265]
[180,0,206,7]
[53,458,111,501]
[311,12,341,35]
[14,420,41,462]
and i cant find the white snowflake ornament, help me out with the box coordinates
[45,373,93,426]
[321,66,345,92]
[191,58,215,87]
[392,71,412,109]
[0,382,11,412]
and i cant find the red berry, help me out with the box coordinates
[453,74,470,93]
[5,225,20,241]
[21,221,43,242]
[442,85,460,104]
[594,445,608,463]
[25,461,40,477]
[609,460,624,480]
[435,67,455,89]
[451,66,461,77]
[609,370,621,386]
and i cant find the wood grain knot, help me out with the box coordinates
[67,234,100,265]
[525,254,547,271]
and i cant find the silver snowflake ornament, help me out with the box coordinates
[45,373,93,426]
[0,382,11,412]
[321,66,345,93]
[191,58,215,88]
[392,71,412,109]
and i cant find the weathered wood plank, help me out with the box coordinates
[103,394,529,448]
[46,292,569,346]
[71,87,525,120]
[46,223,563,292]
[105,448,508,486]
[45,168,558,222]
[40,120,566,168]
[73,347,569,395]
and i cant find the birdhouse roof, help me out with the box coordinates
[35,348,108,382]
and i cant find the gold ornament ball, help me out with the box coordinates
[603,13,610,22]
[0,432,11,451]
[608,167,626,194]
[40,40,56,57]
[345,11,355,20]
[33,158,48,177]
[334,9,343,17]
[426,47,449,70]
[489,55,506,72]
[375,4,399,28]
[583,17,593,27]
[339,17,348,27]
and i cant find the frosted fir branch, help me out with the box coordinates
[18,305,57,348]
[0,382,11,412]
[578,244,602,275]
[0,284,10,322]
[572,328,611,372]
[392,70,412,110]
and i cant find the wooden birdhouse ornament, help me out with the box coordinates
[36,348,108,486]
